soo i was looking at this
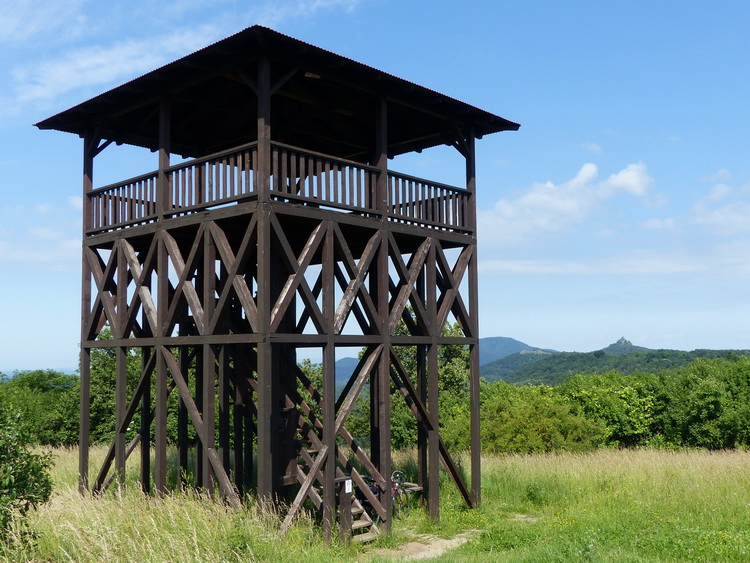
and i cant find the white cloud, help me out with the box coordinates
[29,227,63,241]
[0,236,80,271]
[10,28,218,107]
[477,162,652,244]
[0,0,88,44]
[68,196,83,211]
[480,249,701,276]
[701,169,733,183]
[641,217,675,230]
[582,142,602,153]
[252,0,363,26]
[690,182,750,236]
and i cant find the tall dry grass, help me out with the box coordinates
[1,446,363,562]
[5,447,750,561]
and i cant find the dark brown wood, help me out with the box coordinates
[426,243,440,521]
[155,235,168,493]
[52,27,513,538]
[465,131,482,507]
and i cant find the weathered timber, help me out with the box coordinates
[38,25,516,540]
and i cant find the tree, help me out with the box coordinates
[0,408,53,534]
[0,370,77,445]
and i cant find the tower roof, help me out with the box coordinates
[36,26,519,162]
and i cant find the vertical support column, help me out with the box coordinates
[140,347,152,493]
[256,55,276,502]
[232,349,245,497]
[157,98,171,217]
[374,96,388,215]
[154,237,168,494]
[257,57,271,202]
[417,269,427,501]
[373,95,391,530]
[465,131,481,507]
[79,131,95,494]
[219,346,231,475]
[154,97,171,494]
[426,242,440,521]
[177,331,189,489]
[203,232,217,495]
[322,223,336,543]
[115,242,128,485]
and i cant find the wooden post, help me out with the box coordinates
[417,269,427,504]
[339,478,353,545]
[115,242,128,485]
[256,55,276,502]
[375,96,388,214]
[157,98,171,216]
[154,98,171,494]
[79,130,94,494]
[374,95,392,530]
[203,232,217,496]
[322,223,336,543]
[154,243,168,494]
[465,131,481,507]
[140,347,152,493]
[426,242,440,521]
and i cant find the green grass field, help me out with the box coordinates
[3,447,750,561]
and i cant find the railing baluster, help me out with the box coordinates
[84,142,468,233]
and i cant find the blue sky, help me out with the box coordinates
[1,0,749,371]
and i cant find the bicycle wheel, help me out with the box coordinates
[392,487,410,519]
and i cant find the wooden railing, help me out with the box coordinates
[270,143,378,213]
[86,141,471,233]
[89,171,159,230]
[388,171,470,230]
[170,142,257,214]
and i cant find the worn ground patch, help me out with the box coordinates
[368,530,478,561]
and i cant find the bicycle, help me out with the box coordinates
[355,470,418,521]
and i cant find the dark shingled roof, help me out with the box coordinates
[36,26,519,162]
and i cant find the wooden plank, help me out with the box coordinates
[269,221,326,332]
[280,445,328,535]
[334,345,380,434]
[269,212,327,334]
[207,218,259,332]
[388,347,474,507]
[332,225,380,334]
[121,239,158,334]
[162,229,206,333]
[387,234,431,334]
[161,347,240,507]
[435,243,472,330]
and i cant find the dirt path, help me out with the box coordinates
[369,530,477,561]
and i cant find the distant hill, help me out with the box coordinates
[479,336,551,365]
[335,357,360,388]
[335,336,552,386]
[480,349,556,381]
[337,337,750,388]
[601,337,651,355]
[484,341,750,386]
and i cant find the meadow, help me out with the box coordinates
[3,447,750,561]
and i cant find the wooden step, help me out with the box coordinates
[352,530,379,544]
[351,519,372,531]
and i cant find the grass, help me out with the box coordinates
[4,447,750,561]
[440,449,750,561]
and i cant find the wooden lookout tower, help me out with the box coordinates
[36,26,519,539]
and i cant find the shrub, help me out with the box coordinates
[480,383,607,454]
[0,408,53,535]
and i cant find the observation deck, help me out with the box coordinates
[87,141,472,235]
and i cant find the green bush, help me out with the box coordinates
[0,408,53,535]
[480,383,607,454]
